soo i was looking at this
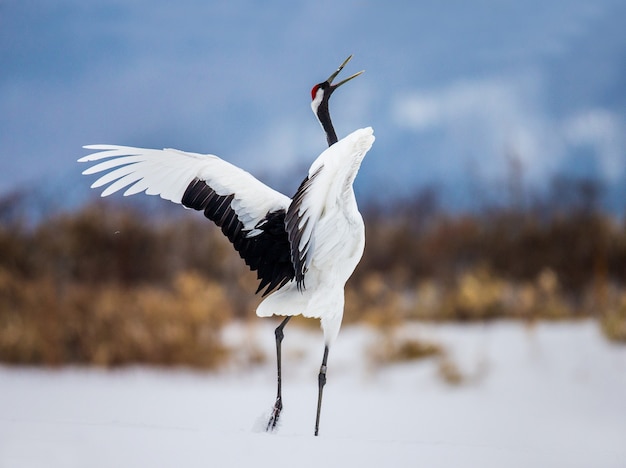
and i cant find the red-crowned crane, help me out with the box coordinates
[78,55,374,436]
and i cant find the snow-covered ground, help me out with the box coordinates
[1,320,625,468]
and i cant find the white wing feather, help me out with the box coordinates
[79,145,290,231]
[286,127,375,276]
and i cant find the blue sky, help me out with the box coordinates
[1,0,625,211]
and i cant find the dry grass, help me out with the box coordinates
[367,326,473,386]
[369,332,444,365]
[345,272,404,327]
[403,267,579,322]
[0,270,232,368]
[2,196,626,369]
[437,357,465,386]
[2,263,625,368]
[599,294,626,343]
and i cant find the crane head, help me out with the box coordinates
[310,55,364,146]
[310,55,364,111]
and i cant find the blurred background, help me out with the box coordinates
[1,0,625,366]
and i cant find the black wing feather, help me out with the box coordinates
[182,178,294,296]
[285,167,323,290]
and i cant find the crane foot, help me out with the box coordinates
[266,397,283,431]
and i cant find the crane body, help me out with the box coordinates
[78,56,373,436]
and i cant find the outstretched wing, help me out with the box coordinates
[79,145,294,295]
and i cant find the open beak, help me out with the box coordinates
[326,55,364,93]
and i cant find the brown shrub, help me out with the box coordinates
[0,269,232,368]
[599,293,626,343]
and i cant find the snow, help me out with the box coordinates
[1,321,625,468]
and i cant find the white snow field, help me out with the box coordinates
[1,320,625,468]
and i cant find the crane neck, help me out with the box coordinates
[317,99,338,147]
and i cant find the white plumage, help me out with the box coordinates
[80,145,290,231]
[257,127,373,343]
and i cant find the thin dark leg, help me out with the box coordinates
[314,345,330,436]
[266,316,292,431]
